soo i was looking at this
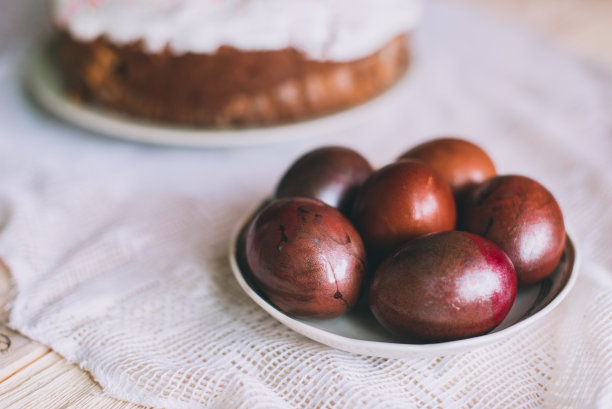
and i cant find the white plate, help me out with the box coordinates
[229,203,579,358]
[24,42,410,148]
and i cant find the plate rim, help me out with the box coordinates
[228,202,580,358]
[24,41,411,148]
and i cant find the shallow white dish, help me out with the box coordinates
[25,42,409,148]
[229,203,579,358]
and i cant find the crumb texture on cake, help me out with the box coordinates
[58,33,410,126]
[54,0,417,125]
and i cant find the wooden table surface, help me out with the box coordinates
[1,1,611,407]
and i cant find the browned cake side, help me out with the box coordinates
[56,31,410,126]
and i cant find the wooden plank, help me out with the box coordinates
[0,260,144,407]
[0,258,11,324]
[0,352,142,408]
[0,326,50,383]
[0,347,146,408]
[0,262,52,384]
[0,353,65,397]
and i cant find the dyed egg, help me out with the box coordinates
[246,198,367,319]
[351,160,456,259]
[461,175,565,286]
[399,138,496,199]
[275,146,373,215]
[369,231,517,342]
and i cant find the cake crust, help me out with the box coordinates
[57,32,410,126]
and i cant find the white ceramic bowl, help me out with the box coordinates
[229,203,579,358]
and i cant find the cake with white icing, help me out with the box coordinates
[54,0,422,126]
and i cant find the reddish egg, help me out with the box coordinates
[369,231,517,342]
[275,146,373,215]
[399,138,496,199]
[351,160,456,259]
[461,175,565,286]
[246,198,367,319]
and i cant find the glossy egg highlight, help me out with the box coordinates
[275,146,373,214]
[351,160,456,259]
[461,175,566,286]
[369,231,517,342]
[399,137,496,199]
[246,198,367,319]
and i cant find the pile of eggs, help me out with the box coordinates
[245,138,566,342]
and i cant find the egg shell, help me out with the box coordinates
[461,175,565,286]
[246,197,367,319]
[399,137,496,199]
[369,230,517,342]
[275,146,373,215]
[351,159,456,260]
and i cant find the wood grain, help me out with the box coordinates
[0,266,145,408]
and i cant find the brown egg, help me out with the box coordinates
[246,198,367,319]
[369,231,517,342]
[275,146,373,215]
[351,160,456,260]
[398,138,496,199]
[461,175,565,286]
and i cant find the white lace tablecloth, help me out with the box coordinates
[1,1,612,408]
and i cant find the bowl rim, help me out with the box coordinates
[228,201,579,357]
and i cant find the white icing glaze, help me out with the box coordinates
[53,0,422,61]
